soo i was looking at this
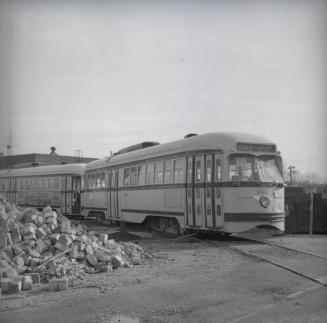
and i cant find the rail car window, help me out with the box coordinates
[138,164,146,185]
[146,163,154,185]
[155,161,164,184]
[195,160,202,183]
[96,173,101,189]
[131,167,137,186]
[91,173,96,189]
[229,156,258,181]
[100,172,106,188]
[206,158,212,182]
[174,159,185,183]
[123,168,131,186]
[164,160,173,184]
[257,156,283,182]
[216,159,222,181]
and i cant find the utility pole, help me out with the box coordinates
[288,165,296,186]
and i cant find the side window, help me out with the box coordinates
[100,171,106,188]
[138,164,146,185]
[174,159,185,183]
[216,159,222,181]
[92,173,96,189]
[164,160,173,184]
[146,163,154,185]
[96,173,101,189]
[195,159,202,183]
[155,161,164,184]
[131,166,137,186]
[123,168,131,186]
[206,158,212,182]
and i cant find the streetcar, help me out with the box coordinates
[82,132,285,234]
[0,163,86,215]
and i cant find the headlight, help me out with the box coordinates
[260,196,270,208]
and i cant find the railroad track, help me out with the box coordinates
[213,237,327,288]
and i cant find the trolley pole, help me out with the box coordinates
[288,165,295,185]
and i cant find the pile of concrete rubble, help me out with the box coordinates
[0,199,145,295]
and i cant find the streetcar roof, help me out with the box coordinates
[0,163,87,178]
[85,132,277,171]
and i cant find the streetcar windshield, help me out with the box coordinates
[229,155,283,183]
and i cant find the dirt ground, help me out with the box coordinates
[1,227,327,323]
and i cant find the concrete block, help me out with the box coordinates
[46,217,57,226]
[46,223,57,231]
[30,258,40,267]
[85,244,93,255]
[48,277,68,291]
[86,254,98,267]
[54,241,68,251]
[98,234,108,244]
[76,251,85,261]
[22,275,33,290]
[69,244,78,259]
[21,252,32,266]
[11,228,22,243]
[20,224,36,237]
[3,245,13,259]
[23,233,37,241]
[58,234,72,246]
[111,255,124,269]
[29,273,40,284]
[95,250,111,262]
[9,280,22,294]
[12,255,25,268]
[35,239,48,253]
[25,213,37,224]
[61,218,71,234]
[36,227,47,239]
[28,249,41,258]
[49,233,60,244]
[131,255,142,265]
[0,232,7,248]
[0,277,13,293]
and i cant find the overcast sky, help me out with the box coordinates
[0,0,326,180]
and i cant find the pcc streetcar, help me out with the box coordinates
[82,132,285,234]
[0,163,86,215]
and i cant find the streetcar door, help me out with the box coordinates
[194,155,205,227]
[71,176,81,214]
[186,156,194,226]
[214,154,223,227]
[204,154,214,227]
[111,169,120,219]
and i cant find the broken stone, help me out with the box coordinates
[46,217,57,225]
[111,255,124,269]
[23,233,37,241]
[9,280,22,294]
[3,245,13,259]
[98,234,108,244]
[11,228,22,243]
[36,227,47,239]
[20,224,36,237]
[48,277,68,291]
[54,241,68,252]
[61,217,71,234]
[49,233,60,244]
[58,234,72,246]
[0,277,13,293]
[29,273,40,284]
[95,250,111,262]
[46,223,57,231]
[78,242,85,251]
[0,232,7,248]
[76,251,85,261]
[131,255,142,265]
[21,253,32,266]
[35,239,48,253]
[12,255,25,268]
[25,213,37,224]
[85,244,93,255]
[22,275,33,290]
[105,239,116,249]
[86,254,98,267]
[28,249,41,258]
[69,244,79,259]
[95,264,113,273]
[30,258,40,267]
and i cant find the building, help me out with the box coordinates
[0,147,97,170]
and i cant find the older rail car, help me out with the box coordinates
[82,132,285,234]
[0,163,86,215]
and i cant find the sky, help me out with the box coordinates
[0,0,326,181]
